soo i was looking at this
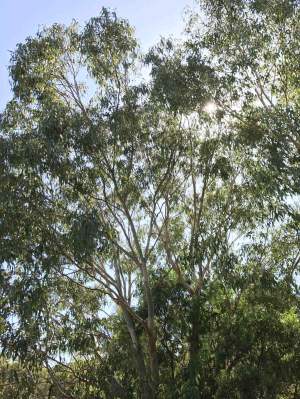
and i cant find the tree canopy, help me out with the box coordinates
[1,1,300,398]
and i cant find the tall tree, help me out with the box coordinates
[1,2,300,398]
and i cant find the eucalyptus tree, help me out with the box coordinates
[187,0,300,194]
[0,9,156,398]
[145,0,300,394]
[1,2,300,399]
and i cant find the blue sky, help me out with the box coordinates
[0,0,195,110]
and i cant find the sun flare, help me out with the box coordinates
[203,101,217,114]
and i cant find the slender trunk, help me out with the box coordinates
[141,263,159,394]
[147,326,159,393]
[122,308,154,399]
[47,384,53,399]
[186,295,201,399]
[113,256,156,396]
[120,199,159,393]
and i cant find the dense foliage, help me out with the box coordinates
[1,1,300,398]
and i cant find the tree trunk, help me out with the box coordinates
[186,295,201,399]
[122,308,154,399]
[147,326,159,394]
[135,258,159,394]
